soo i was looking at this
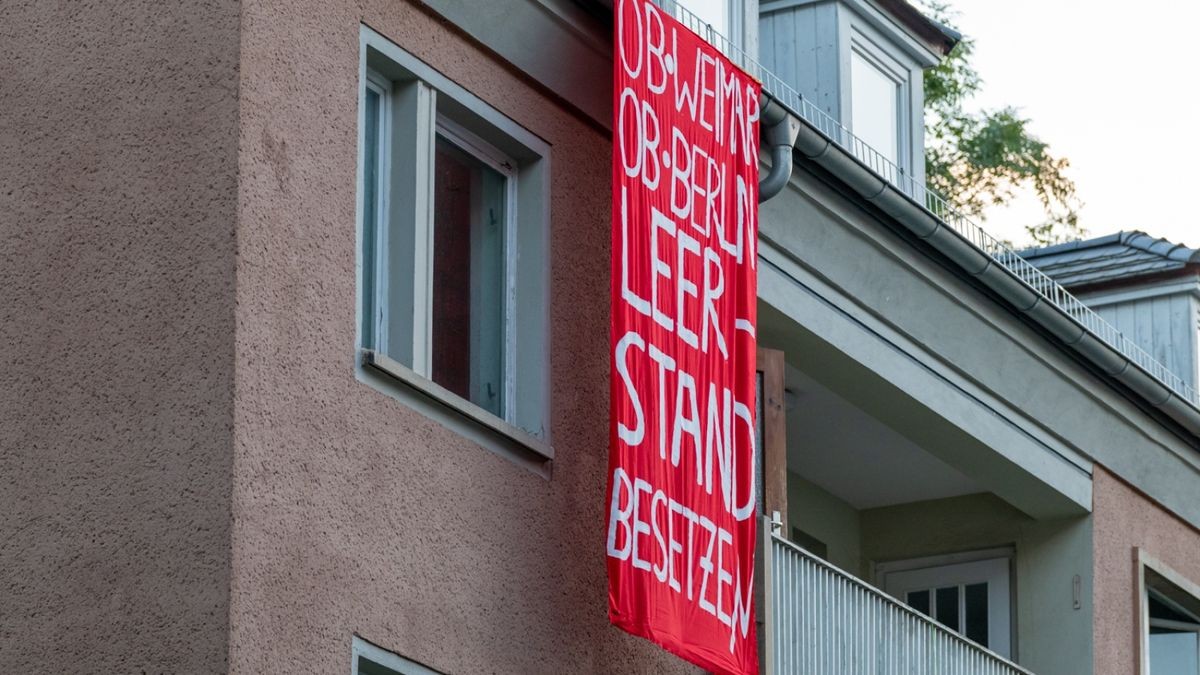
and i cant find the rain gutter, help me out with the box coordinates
[762,91,1200,438]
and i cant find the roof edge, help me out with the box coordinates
[871,0,961,55]
[1020,230,1200,266]
[780,106,1200,440]
[1016,232,1126,259]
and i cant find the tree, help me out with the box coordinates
[920,2,1084,247]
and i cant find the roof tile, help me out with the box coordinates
[1019,231,1200,288]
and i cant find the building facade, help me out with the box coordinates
[2,1,1199,674]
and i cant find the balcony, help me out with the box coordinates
[750,293,1094,675]
[762,531,1032,675]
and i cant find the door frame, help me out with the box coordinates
[875,547,1017,659]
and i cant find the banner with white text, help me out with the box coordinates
[607,1,761,673]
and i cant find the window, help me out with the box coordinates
[358,26,551,462]
[669,0,745,50]
[879,550,1013,658]
[429,121,512,417]
[1194,312,1199,393]
[1148,591,1200,673]
[850,48,901,171]
[790,527,829,560]
[352,637,443,675]
[674,0,730,37]
[1141,552,1200,674]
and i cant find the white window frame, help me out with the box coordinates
[876,547,1015,659]
[1138,548,1200,675]
[665,0,750,52]
[433,115,521,416]
[363,72,394,360]
[356,25,552,470]
[829,5,930,184]
[351,636,443,675]
[1194,308,1199,394]
[847,33,909,182]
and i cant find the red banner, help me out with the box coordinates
[607,1,761,673]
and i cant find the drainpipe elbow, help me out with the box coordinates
[758,144,795,203]
[758,96,802,203]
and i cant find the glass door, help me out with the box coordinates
[880,554,1013,658]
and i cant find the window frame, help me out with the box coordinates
[356,25,552,471]
[849,48,901,164]
[666,0,750,52]
[1193,307,1199,394]
[428,114,519,417]
[363,72,393,356]
[351,636,443,675]
[1138,548,1200,675]
[876,547,1016,659]
[846,31,909,181]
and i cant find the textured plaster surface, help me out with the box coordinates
[0,0,239,671]
[228,1,696,672]
[1093,466,1200,674]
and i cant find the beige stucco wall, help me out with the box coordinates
[0,0,239,671]
[860,493,1094,675]
[1093,465,1200,674]
[228,1,692,673]
[787,472,862,573]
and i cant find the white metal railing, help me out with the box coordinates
[767,534,1033,675]
[658,1,1200,409]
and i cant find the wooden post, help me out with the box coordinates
[757,347,788,535]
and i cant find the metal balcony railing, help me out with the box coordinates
[658,0,1200,410]
[766,534,1033,675]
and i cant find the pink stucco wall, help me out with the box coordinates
[0,0,702,670]
[228,1,694,672]
[0,0,239,671]
[1093,465,1200,674]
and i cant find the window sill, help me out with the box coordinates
[359,349,554,470]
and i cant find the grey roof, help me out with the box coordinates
[872,0,961,55]
[1018,231,1200,289]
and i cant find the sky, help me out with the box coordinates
[940,0,1200,249]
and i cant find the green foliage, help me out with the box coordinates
[921,2,1084,246]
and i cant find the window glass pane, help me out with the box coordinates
[907,590,931,617]
[675,0,729,38]
[1149,630,1199,675]
[1151,594,1200,624]
[936,585,961,632]
[790,528,828,560]
[432,136,506,417]
[850,51,899,168]
[965,582,989,646]
[362,88,382,349]
[359,657,401,675]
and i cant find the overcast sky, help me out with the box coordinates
[937,0,1200,249]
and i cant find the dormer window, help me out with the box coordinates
[759,0,957,188]
[846,34,913,184]
[675,0,729,35]
[671,0,746,50]
[850,48,901,169]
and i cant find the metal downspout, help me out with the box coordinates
[758,96,802,203]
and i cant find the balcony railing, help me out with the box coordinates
[659,0,1200,410]
[765,534,1032,675]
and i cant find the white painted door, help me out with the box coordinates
[881,556,1013,659]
